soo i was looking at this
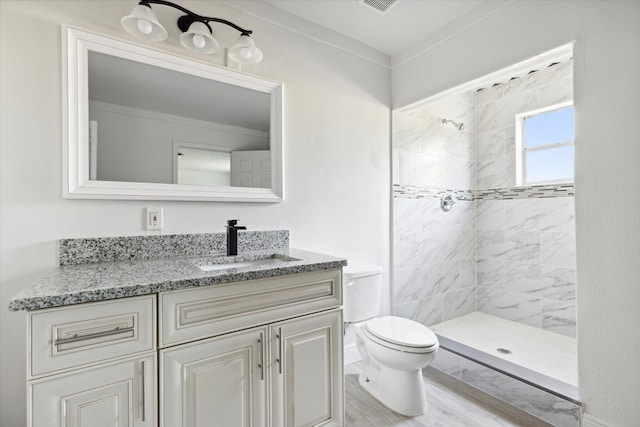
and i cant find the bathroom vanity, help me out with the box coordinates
[10,231,346,427]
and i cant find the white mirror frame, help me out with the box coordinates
[62,27,283,202]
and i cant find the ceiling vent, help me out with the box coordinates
[359,0,398,14]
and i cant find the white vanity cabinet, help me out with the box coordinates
[27,295,157,427]
[159,269,344,427]
[25,268,343,427]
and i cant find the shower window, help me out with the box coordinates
[515,102,574,186]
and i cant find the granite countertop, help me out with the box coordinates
[9,248,347,311]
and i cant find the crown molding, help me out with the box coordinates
[223,0,391,69]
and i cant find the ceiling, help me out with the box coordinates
[263,0,486,57]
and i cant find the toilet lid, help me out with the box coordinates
[364,316,438,349]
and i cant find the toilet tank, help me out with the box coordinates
[343,265,383,323]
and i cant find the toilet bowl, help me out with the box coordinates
[343,265,439,417]
[354,316,438,416]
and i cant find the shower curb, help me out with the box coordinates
[431,337,582,427]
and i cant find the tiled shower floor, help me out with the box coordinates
[430,311,577,387]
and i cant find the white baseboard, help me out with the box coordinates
[344,343,361,366]
[583,413,617,427]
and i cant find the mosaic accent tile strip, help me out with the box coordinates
[393,184,574,201]
[59,230,289,266]
[475,184,574,200]
[393,185,474,201]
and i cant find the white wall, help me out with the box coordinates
[393,1,640,425]
[90,101,267,183]
[0,1,391,425]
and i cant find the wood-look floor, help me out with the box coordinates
[345,364,552,427]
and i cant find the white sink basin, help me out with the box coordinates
[195,254,299,272]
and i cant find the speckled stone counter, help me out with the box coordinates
[58,230,290,265]
[9,232,347,311]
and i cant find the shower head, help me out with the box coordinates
[442,118,465,131]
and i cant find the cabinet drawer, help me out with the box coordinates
[29,295,156,378]
[160,269,342,347]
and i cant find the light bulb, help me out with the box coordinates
[192,34,206,49]
[136,18,153,35]
[239,47,252,60]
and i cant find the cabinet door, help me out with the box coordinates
[271,309,343,427]
[160,327,267,427]
[29,354,156,427]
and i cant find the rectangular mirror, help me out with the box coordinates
[63,27,283,202]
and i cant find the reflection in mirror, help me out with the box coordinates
[64,27,283,202]
[175,146,231,186]
[88,52,270,187]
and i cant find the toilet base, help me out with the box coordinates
[357,365,428,417]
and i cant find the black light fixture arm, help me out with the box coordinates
[138,0,253,35]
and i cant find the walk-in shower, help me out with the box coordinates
[392,45,580,426]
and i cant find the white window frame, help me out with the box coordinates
[515,101,574,186]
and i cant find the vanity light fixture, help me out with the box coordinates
[121,0,263,63]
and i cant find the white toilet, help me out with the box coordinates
[344,265,439,417]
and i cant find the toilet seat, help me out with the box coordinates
[363,316,439,354]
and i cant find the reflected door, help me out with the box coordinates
[230,150,271,188]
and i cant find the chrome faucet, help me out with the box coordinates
[226,220,246,256]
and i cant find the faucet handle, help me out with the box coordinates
[226,219,247,230]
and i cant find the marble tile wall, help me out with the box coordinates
[476,197,577,337]
[393,91,476,190]
[393,198,577,338]
[474,61,576,337]
[393,60,576,337]
[393,91,477,326]
[394,197,476,326]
